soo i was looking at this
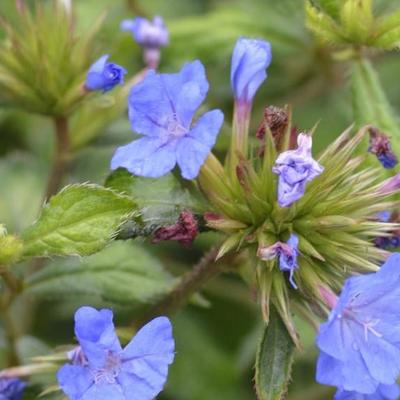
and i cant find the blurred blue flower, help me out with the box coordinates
[111,60,224,179]
[58,306,175,400]
[230,37,272,103]
[273,133,323,207]
[0,378,25,400]
[121,16,169,48]
[334,383,400,400]
[316,253,400,394]
[85,55,127,93]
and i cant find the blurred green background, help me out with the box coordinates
[1,0,400,399]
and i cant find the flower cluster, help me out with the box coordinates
[58,306,174,400]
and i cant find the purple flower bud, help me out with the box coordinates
[258,234,300,289]
[0,378,26,400]
[272,133,324,207]
[316,253,400,394]
[230,37,272,103]
[378,173,400,194]
[153,211,198,246]
[368,127,398,169]
[121,16,169,49]
[85,55,127,93]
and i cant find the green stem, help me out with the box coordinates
[44,116,70,201]
[136,247,222,324]
[0,266,23,366]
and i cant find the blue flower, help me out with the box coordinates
[85,55,127,93]
[57,306,175,400]
[272,133,324,207]
[0,378,25,400]
[257,234,300,288]
[368,128,398,169]
[334,384,400,400]
[230,37,272,103]
[316,253,400,394]
[121,16,169,48]
[111,60,224,179]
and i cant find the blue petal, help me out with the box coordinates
[356,328,400,385]
[88,55,109,74]
[120,317,175,399]
[316,351,345,388]
[231,38,272,102]
[175,110,224,180]
[128,61,208,138]
[80,383,125,400]
[111,137,177,178]
[164,60,209,127]
[317,319,347,361]
[57,364,93,400]
[120,19,139,33]
[74,307,121,369]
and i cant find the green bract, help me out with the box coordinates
[306,0,400,50]
[200,117,398,345]
[0,2,102,116]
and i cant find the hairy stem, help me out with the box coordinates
[0,266,23,366]
[137,247,222,324]
[44,116,70,201]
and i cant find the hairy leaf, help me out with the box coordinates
[21,184,136,257]
[255,308,295,400]
[106,168,204,237]
[25,241,175,306]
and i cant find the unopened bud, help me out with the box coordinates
[368,127,398,169]
[152,211,198,246]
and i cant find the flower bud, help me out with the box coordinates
[152,211,198,246]
[378,173,400,194]
[368,127,398,169]
[85,55,127,93]
[121,16,169,49]
[230,37,272,104]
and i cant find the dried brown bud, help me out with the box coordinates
[256,106,288,141]
[152,211,198,246]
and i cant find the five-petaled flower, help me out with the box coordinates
[57,306,175,400]
[0,378,26,400]
[121,16,169,49]
[231,37,272,104]
[110,60,224,179]
[85,55,127,93]
[316,253,400,394]
[258,234,300,288]
[334,383,400,400]
[272,133,324,207]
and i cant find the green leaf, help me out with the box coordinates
[21,184,136,257]
[25,241,176,306]
[105,168,204,237]
[255,307,295,400]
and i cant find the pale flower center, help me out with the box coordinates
[93,352,122,384]
[166,114,187,138]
